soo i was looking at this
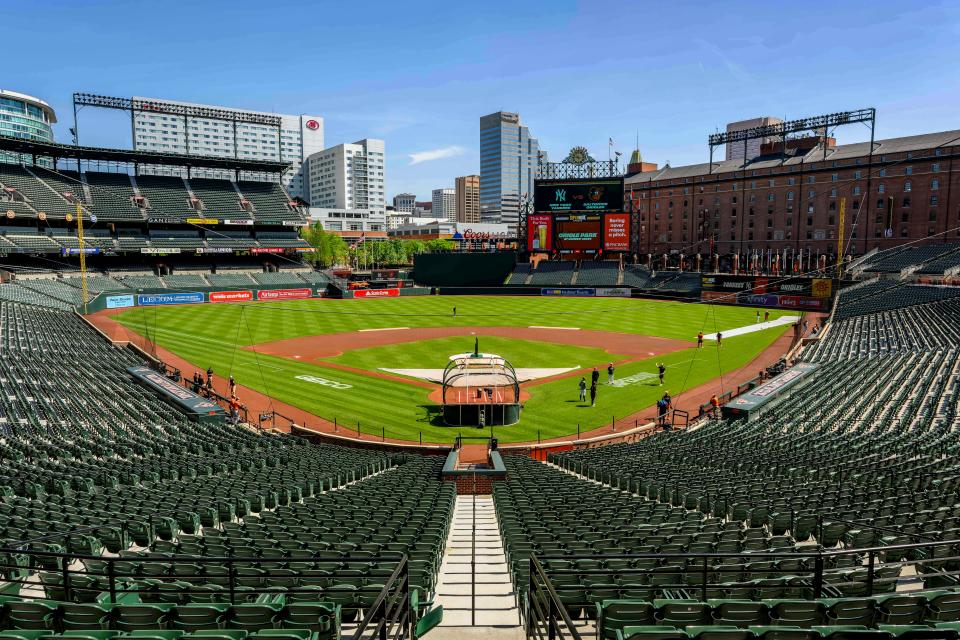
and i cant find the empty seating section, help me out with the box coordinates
[187,179,250,218]
[577,262,620,286]
[917,247,960,275]
[31,167,87,207]
[62,275,129,293]
[120,275,167,289]
[623,266,652,288]
[117,235,150,251]
[206,235,258,249]
[0,164,75,218]
[84,172,146,221]
[834,283,960,320]
[4,233,61,253]
[257,234,309,249]
[149,234,204,250]
[251,273,304,287]
[506,263,531,285]
[297,272,330,286]
[529,261,576,286]
[863,244,960,273]
[236,182,303,224]
[162,274,211,288]
[136,177,195,218]
[17,278,84,305]
[808,298,960,360]
[0,301,453,638]
[0,283,71,310]
[207,273,257,287]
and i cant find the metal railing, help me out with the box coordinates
[0,547,412,640]
[524,537,960,638]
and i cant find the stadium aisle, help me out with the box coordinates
[432,495,522,633]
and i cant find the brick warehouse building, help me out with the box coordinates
[625,129,960,266]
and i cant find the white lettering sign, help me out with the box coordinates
[295,375,352,390]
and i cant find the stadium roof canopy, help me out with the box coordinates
[0,134,291,173]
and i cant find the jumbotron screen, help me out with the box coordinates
[555,213,603,254]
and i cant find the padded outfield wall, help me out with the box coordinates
[413,252,517,287]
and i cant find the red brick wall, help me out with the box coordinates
[627,144,960,259]
[444,475,499,494]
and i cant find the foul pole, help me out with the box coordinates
[836,197,846,279]
[76,202,89,314]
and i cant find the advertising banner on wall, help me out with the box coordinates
[106,294,135,309]
[603,213,630,252]
[541,288,596,297]
[210,290,253,303]
[353,288,400,298]
[257,288,313,301]
[252,247,285,254]
[527,214,553,252]
[595,287,632,298]
[138,292,204,306]
[702,274,833,299]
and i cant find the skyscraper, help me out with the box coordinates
[479,111,541,231]
[130,95,323,199]
[724,116,784,162]
[431,188,456,221]
[455,175,480,223]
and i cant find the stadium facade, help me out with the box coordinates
[0,89,56,166]
[626,128,960,259]
[131,95,324,200]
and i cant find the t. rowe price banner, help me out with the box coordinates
[257,288,312,301]
[603,213,630,251]
[353,288,400,298]
[527,214,553,252]
[210,290,253,303]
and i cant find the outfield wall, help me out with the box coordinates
[79,284,331,314]
[413,252,517,286]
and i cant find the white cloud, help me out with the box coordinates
[408,145,466,165]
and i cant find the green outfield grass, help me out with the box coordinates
[113,296,794,443]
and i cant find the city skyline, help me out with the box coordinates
[3,1,959,202]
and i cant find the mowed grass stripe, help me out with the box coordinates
[115,296,794,344]
[113,296,793,443]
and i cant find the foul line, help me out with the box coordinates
[529,325,580,330]
[358,327,410,332]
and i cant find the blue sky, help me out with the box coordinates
[5,0,959,200]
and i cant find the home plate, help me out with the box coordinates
[358,327,409,332]
[381,367,578,383]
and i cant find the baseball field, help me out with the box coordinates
[112,295,795,444]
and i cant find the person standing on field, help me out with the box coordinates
[607,362,615,384]
[697,331,704,348]
[716,332,723,347]
[589,381,597,407]
[658,362,666,386]
[578,377,587,402]
[591,367,600,386]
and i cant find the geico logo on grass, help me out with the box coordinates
[295,375,352,390]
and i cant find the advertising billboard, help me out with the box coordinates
[138,292,204,306]
[555,213,602,254]
[353,288,400,298]
[535,179,623,213]
[527,214,553,252]
[209,290,253,303]
[702,274,834,299]
[106,294,135,309]
[603,213,630,252]
[541,288,596,297]
[257,288,313,301]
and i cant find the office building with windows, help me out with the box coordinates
[455,175,480,223]
[0,89,56,166]
[392,193,416,213]
[725,116,784,162]
[131,96,323,199]
[432,188,455,221]
[305,138,386,212]
[479,111,541,231]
